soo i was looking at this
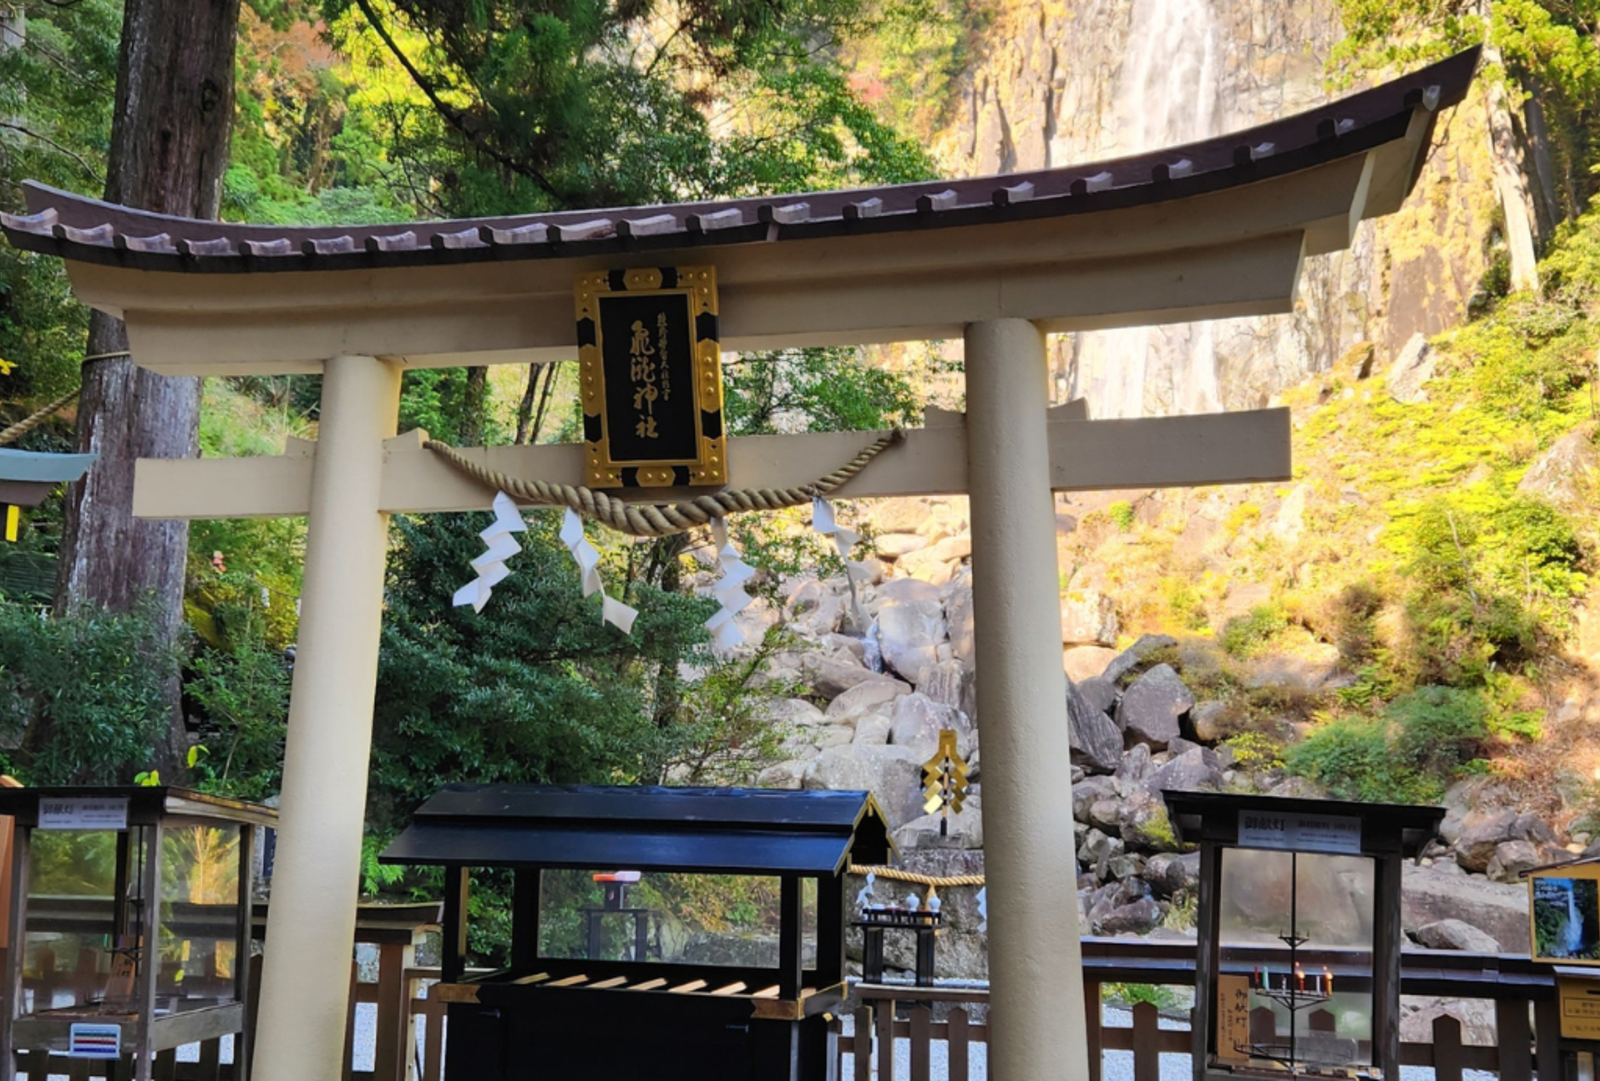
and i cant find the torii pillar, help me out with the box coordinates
[965,319,1087,1076]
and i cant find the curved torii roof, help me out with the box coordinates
[2,50,1477,377]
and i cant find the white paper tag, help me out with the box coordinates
[40,798,129,831]
[602,595,639,634]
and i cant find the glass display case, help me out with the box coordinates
[1164,792,1442,1081]
[0,787,276,1081]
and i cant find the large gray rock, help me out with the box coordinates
[756,760,810,789]
[1116,743,1154,787]
[1077,676,1119,718]
[1068,678,1124,775]
[895,796,983,851]
[1143,850,1201,895]
[1117,664,1193,751]
[802,653,902,700]
[1078,828,1125,878]
[1118,788,1181,852]
[1072,774,1117,824]
[1388,332,1436,404]
[852,714,892,746]
[1414,918,1501,953]
[1486,839,1561,883]
[825,677,911,721]
[803,744,924,829]
[1402,863,1528,952]
[785,579,847,636]
[1103,634,1179,685]
[760,697,829,727]
[888,692,975,760]
[876,599,947,686]
[918,659,969,712]
[1060,590,1119,647]
[1141,747,1223,798]
[1454,810,1518,873]
[1190,700,1233,743]
[1097,897,1164,935]
[873,577,942,608]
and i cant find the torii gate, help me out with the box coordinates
[1,49,1475,1081]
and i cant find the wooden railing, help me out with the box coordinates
[835,937,1566,1081]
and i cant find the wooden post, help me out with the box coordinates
[815,874,844,987]
[777,875,801,1001]
[441,868,468,986]
[233,824,254,1081]
[1373,850,1403,1080]
[252,354,402,1081]
[964,317,1088,1081]
[137,822,163,1081]
[1432,1013,1465,1081]
[1191,840,1219,1080]
[374,940,415,1081]
[1498,999,1534,1081]
[510,869,541,972]
[1,826,29,1081]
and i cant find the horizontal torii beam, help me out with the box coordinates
[132,406,1290,520]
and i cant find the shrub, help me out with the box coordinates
[1107,501,1135,531]
[1386,686,1488,779]
[1220,604,1287,658]
[1284,716,1413,803]
[1222,731,1284,773]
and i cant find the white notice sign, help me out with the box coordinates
[68,1022,122,1058]
[39,797,129,831]
[1237,810,1361,855]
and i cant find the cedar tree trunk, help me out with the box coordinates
[57,0,241,774]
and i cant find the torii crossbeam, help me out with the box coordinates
[1,48,1476,1081]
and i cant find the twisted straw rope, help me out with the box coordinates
[848,865,986,889]
[0,388,80,447]
[424,428,907,538]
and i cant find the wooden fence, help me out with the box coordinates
[13,936,1571,1081]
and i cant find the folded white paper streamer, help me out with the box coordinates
[560,508,637,633]
[451,492,527,613]
[704,518,757,649]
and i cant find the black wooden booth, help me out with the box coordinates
[1164,791,1442,1081]
[380,784,896,1081]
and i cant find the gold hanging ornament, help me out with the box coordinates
[922,730,970,837]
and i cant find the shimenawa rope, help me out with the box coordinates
[0,388,80,447]
[847,864,985,889]
[424,428,907,538]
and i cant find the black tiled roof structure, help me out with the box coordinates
[1,50,1478,276]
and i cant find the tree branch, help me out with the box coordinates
[350,0,564,204]
[0,120,102,183]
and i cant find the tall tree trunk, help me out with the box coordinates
[459,365,488,444]
[57,0,240,775]
[1480,7,1540,293]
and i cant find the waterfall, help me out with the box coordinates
[1069,0,1225,419]
[1568,883,1585,956]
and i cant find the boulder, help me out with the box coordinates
[1388,332,1436,404]
[1190,700,1232,743]
[1144,851,1201,896]
[786,579,847,636]
[888,692,975,761]
[918,659,969,712]
[848,558,887,586]
[867,498,932,535]
[1103,634,1179,685]
[873,577,943,608]
[894,797,983,851]
[945,585,976,667]
[1401,863,1528,952]
[803,745,924,829]
[760,697,829,728]
[1273,484,1310,543]
[1455,810,1518,873]
[1517,424,1598,509]
[1118,789,1180,852]
[756,760,809,789]
[1141,747,1223,798]
[1064,646,1119,682]
[1486,839,1550,883]
[1067,678,1124,775]
[1077,676,1119,718]
[1088,800,1122,833]
[802,653,901,700]
[825,678,912,722]
[896,546,958,586]
[1078,828,1125,878]
[1060,590,1119,647]
[876,532,929,560]
[1072,775,1117,824]
[1117,664,1194,751]
[1107,854,1146,881]
[1116,743,1154,787]
[1096,897,1164,936]
[1414,918,1501,953]
[852,714,892,746]
[876,599,946,686]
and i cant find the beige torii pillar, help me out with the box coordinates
[253,354,402,1081]
[965,319,1090,1081]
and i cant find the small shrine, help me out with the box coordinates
[0,786,276,1081]
[0,447,94,544]
[1163,791,1443,1081]
[379,784,895,1081]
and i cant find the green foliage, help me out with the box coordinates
[0,602,173,784]
[1221,731,1285,773]
[1287,687,1490,802]
[1107,501,1135,532]
[1219,604,1288,659]
[1387,685,1489,777]
[722,348,923,438]
[185,634,291,800]
[1104,983,1184,1010]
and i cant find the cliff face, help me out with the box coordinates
[927,0,1499,417]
